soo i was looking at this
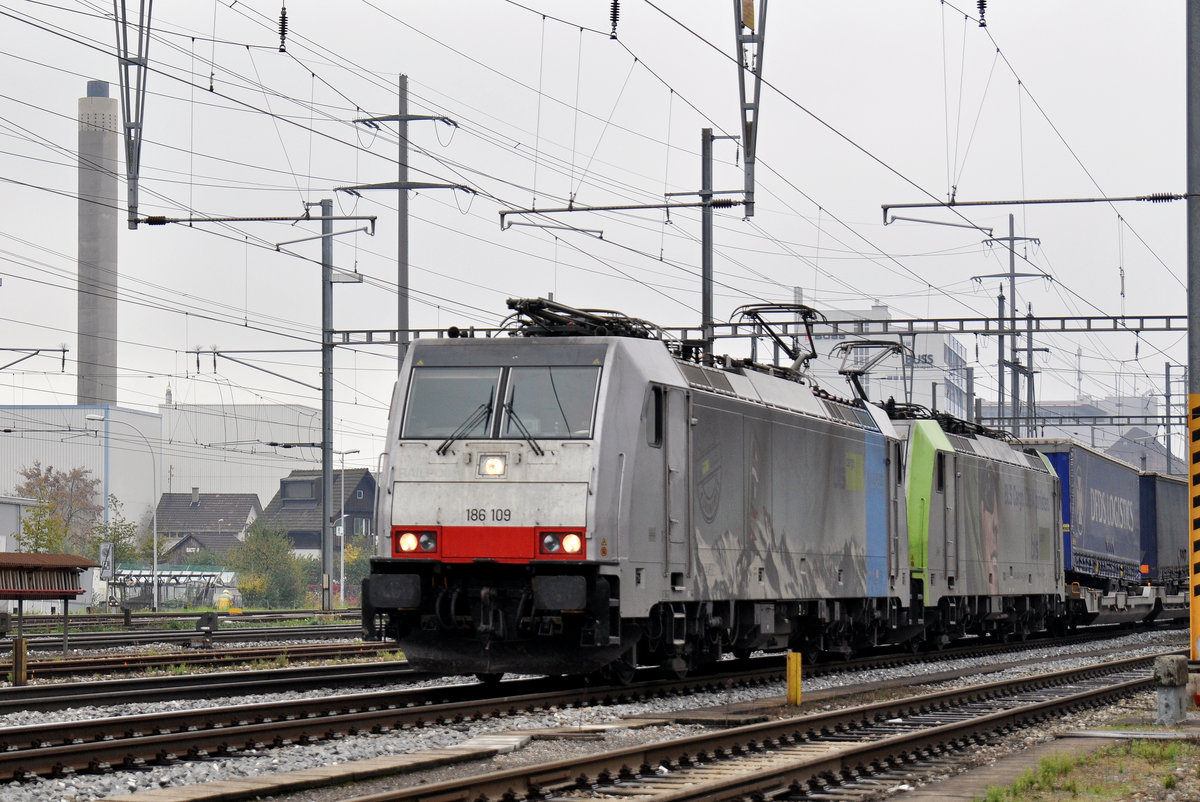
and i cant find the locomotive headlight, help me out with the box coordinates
[418,532,438,551]
[540,531,585,556]
[480,455,506,477]
[398,532,420,552]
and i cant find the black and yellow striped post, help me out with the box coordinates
[786,651,802,706]
[1192,399,1200,662]
[1189,1,1200,665]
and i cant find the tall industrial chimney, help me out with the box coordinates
[77,80,119,406]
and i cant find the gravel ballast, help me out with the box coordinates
[2,628,1187,802]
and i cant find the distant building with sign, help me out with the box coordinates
[805,304,972,419]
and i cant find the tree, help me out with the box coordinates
[175,547,220,568]
[86,495,140,567]
[14,462,102,553]
[16,486,70,553]
[226,524,306,609]
[343,534,373,604]
[133,519,170,567]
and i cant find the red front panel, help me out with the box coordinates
[443,526,536,562]
[391,525,587,563]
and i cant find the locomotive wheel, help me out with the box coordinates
[475,672,503,685]
[731,648,753,660]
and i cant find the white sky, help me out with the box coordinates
[0,1,1188,468]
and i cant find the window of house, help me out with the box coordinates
[282,479,317,501]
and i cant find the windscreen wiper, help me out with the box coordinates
[436,398,492,456]
[504,401,545,456]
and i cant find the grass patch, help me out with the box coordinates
[975,740,1199,801]
[248,656,290,671]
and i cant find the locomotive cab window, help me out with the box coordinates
[645,386,664,447]
[403,364,599,441]
[502,366,600,439]
[402,367,500,438]
[935,452,946,493]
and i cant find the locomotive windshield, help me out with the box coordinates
[402,367,500,438]
[503,366,600,439]
[402,364,600,440]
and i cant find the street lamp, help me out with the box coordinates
[86,414,158,612]
[333,448,359,607]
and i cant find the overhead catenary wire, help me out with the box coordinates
[0,1,1183,425]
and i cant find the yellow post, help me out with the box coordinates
[786,651,802,706]
[11,637,27,686]
[1190,397,1200,661]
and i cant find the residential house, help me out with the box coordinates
[260,469,375,559]
[158,487,262,561]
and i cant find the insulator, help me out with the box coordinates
[711,198,738,208]
[977,0,987,27]
[1145,193,1177,203]
[610,0,620,39]
[278,6,288,53]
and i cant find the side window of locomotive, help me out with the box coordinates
[645,386,664,447]
[503,366,600,439]
[935,452,946,493]
[402,367,500,438]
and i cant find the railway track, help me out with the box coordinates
[0,623,361,652]
[0,626,1175,713]
[0,641,390,679]
[11,609,360,633]
[0,660,425,715]
[0,662,782,779]
[325,651,1167,802]
[0,643,1169,785]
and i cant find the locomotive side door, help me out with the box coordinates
[664,385,691,586]
[945,451,955,588]
[889,440,904,586]
[934,450,956,597]
[945,453,957,583]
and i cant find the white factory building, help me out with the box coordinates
[0,403,321,515]
[0,403,321,611]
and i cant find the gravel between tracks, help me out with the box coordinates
[5,628,1186,802]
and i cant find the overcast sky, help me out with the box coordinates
[0,1,1187,467]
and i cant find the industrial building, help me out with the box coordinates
[807,303,973,419]
[0,403,321,610]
